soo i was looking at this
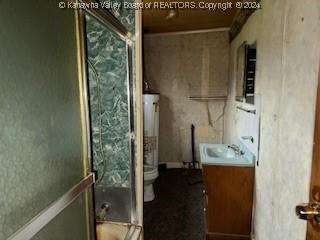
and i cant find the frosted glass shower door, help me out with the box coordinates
[85,14,136,223]
[0,1,94,240]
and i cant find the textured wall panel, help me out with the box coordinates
[144,31,230,164]
[224,0,320,239]
[0,1,88,239]
[86,8,135,187]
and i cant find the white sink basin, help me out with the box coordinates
[205,146,236,159]
[200,144,254,167]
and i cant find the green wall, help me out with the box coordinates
[0,1,89,239]
[86,1,135,187]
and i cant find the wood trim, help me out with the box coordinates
[306,63,320,239]
[206,232,251,240]
[144,27,230,37]
[134,1,144,231]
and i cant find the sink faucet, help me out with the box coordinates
[228,144,239,152]
[228,144,244,156]
[241,136,254,143]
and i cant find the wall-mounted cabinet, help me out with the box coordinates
[236,42,257,105]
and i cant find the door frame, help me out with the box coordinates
[75,8,96,240]
[306,63,320,239]
[134,0,144,233]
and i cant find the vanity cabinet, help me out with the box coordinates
[202,165,254,240]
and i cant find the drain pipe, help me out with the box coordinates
[191,124,198,169]
[183,124,199,169]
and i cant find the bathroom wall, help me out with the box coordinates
[0,1,90,239]
[86,1,136,187]
[144,31,229,164]
[86,15,131,187]
[86,0,144,227]
[224,0,320,239]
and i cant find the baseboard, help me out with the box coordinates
[160,162,184,169]
[159,162,202,169]
[206,232,251,240]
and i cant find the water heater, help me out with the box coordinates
[143,93,160,168]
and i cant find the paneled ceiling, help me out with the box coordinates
[142,0,238,33]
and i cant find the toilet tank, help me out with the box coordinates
[143,93,160,168]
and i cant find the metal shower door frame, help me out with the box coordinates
[80,0,138,225]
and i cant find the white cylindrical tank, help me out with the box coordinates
[143,93,160,168]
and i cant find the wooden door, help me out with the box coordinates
[306,66,320,240]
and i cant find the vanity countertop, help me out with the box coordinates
[199,143,255,167]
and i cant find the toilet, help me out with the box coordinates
[143,165,159,202]
[143,93,160,202]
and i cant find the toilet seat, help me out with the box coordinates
[143,165,158,181]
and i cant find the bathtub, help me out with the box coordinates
[96,222,141,240]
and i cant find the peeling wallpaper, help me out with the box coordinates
[144,31,229,164]
[224,0,320,239]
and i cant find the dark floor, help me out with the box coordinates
[144,169,205,240]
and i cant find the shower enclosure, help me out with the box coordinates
[1,1,141,240]
[84,8,137,225]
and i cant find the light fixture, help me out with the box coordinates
[166,9,178,20]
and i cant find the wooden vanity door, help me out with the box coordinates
[203,165,254,239]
